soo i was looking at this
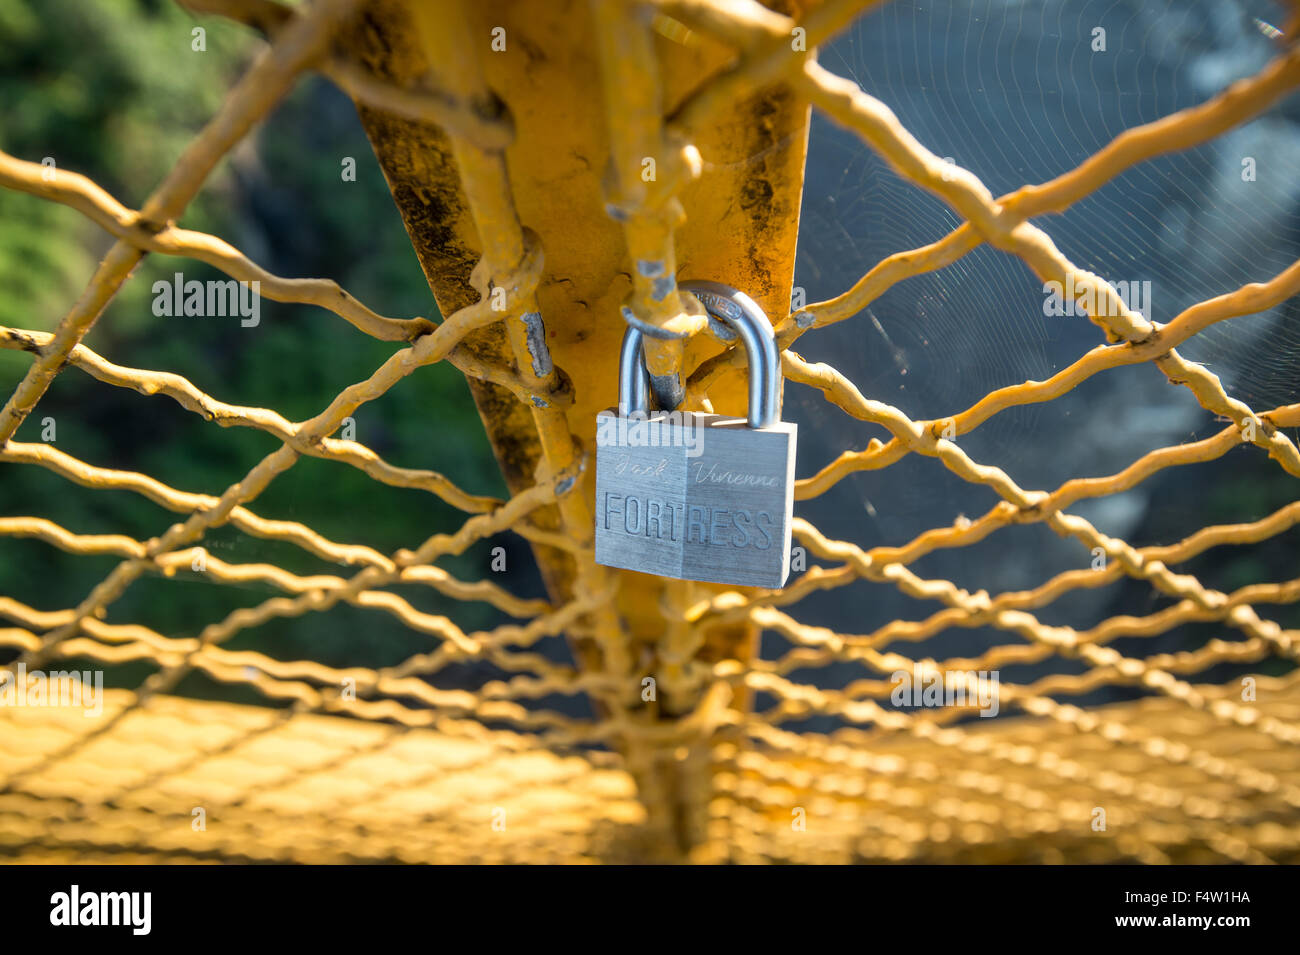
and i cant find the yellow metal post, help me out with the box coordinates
[345,0,811,858]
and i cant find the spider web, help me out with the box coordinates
[791,0,1298,541]
[761,0,1300,679]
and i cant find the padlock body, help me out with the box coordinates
[594,409,796,588]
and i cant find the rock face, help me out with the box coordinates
[782,0,1299,694]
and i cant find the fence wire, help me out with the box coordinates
[0,0,1298,863]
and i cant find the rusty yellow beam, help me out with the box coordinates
[343,0,811,858]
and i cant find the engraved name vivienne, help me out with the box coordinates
[690,460,779,487]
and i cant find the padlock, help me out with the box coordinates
[594,280,797,588]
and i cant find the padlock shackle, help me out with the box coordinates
[617,280,781,429]
[617,324,651,417]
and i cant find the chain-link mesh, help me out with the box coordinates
[1,0,1298,864]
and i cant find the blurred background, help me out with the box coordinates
[786,0,1300,727]
[0,0,533,711]
[1,0,1296,733]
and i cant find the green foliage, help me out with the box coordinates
[0,0,540,692]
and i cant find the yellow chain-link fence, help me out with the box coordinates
[1,0,1298,863]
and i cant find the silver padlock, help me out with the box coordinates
[594,281,797,588]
